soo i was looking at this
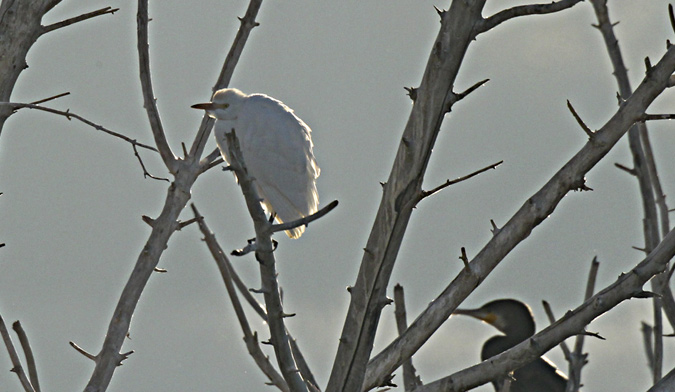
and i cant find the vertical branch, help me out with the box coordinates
[326,2,487,390]
[0,315,35,392]
[190,204,290,392]
[393,284,422,391]
[12,322,41,392]
[589,0,668,381]
[224,130,309,392]
[137,0,176,171]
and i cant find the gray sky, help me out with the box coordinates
[1,1,674,391]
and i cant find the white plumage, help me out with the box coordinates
[192,88,320,239]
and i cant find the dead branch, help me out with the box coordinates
[224,129,310,392]
[1,102,157,152]
[137,0,176,172]
[41,7,118,35]
[190,204,290,392]
[82,1,263,390]
[270,200,338,235]
[417,160,502,204]
[393,284,422,391]
[566,100,594,139]
[475,0,584,34]
[0,315,35,392]
[12,322,40,392]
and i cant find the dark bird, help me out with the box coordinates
[454,299,568,392]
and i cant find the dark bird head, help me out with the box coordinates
[454,299,535,341]
[454,299,568,392]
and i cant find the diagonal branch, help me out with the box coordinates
[417,160,503,204]
[190,204,290,392]
[192,0,263,163]
[475,0,584,34]
[41,6,118,35]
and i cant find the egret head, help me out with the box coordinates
[191,88,247,120]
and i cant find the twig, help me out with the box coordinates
[643,322,656,374]
[418,160,503,203]
[393,284,422,391]
[542,301,572,360]
[270,200,339,235]
[132,143,169,182]
[198,148,225,174]
[0,315,35,392]
[566,100,594,139]
[458,247,470,271]
[640,113,675,121]
[41,7,119,35]
[476,0,584,34]
[69,341,97,361]
[1,102,157,152]
[443,78,490,112]
[12,322,40,392]
[29,92,70,105]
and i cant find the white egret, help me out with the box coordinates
[192,88,320,239]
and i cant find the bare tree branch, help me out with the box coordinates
[475,0,584,34]
[83,1,264,390]
[417,160,502,204]
[394,284,422,391]
[11,322,40,392]
[137,0,176,172]
[41,6,118,35]
[224,129,309,392]
[192,0,263,164]
[364,43,675,391]
[190,204,290,392]
[0,102,157,152]
[0,315,35,392]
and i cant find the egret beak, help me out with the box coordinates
[191,102,215,110]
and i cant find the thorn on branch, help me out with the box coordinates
[645,57,653,74]
[490,219,501,236]
[434,5,446,18]
[154,267,167,273]
[459,247,470,271]
[404,86,418,101]
[69,341,97,361]
[443,79,490,113]
[176,217,200,230]
[633,290,660,299]
[615,162,637,176]
[567,100,594,139]
[670,4,675,34]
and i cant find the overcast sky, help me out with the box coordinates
[1,1,675,391]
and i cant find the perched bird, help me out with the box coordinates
[454,299,568,392]
[192,88,320,239]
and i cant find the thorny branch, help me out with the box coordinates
[0,315,35,392]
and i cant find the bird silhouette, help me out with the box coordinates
[454,299,568,392]
[192,88,320,239]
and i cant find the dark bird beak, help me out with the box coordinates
[191,102,215,110]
